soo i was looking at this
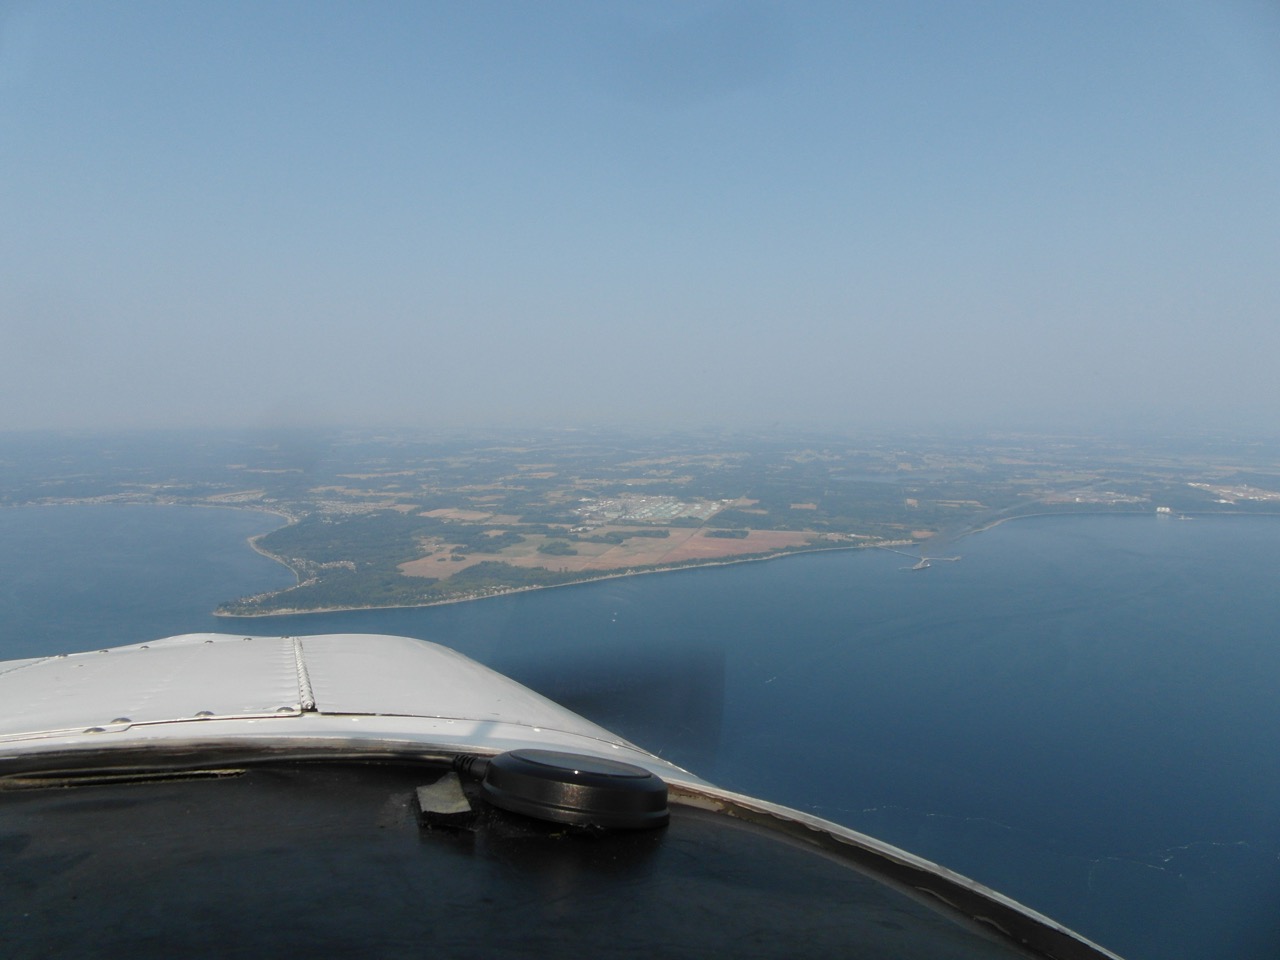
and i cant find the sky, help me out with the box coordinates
[2,0,1279,435]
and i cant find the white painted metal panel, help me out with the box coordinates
[299,633,622,736]
[0,635,302,739]
[0,634,695,782]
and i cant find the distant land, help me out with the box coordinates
[2,428,1278,615]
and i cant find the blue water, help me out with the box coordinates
[1,505,1277,960]
[0,506,295,657]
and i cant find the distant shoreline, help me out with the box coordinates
[951,507,1265,541]
[225,507,1280,619]
[4,500,905,619]
[243,529,302,585]
[212,540,893,619]
[11,500,1274,620]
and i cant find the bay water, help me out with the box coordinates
[1,504,1276,959]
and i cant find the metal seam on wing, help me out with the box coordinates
[0,657,55,679]
[292,637,317,712]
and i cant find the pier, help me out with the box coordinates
[877,546,961,570]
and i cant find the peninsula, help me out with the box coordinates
[3,427,1276,615]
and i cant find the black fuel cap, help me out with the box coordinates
[481,749,669,830]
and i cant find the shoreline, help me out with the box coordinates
[243,528,302,586]
[13,500,1275,621]
[212,540,894,619]
[950,506,1271,541]
[210,507,1280,619]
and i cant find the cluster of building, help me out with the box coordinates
[573,495,722,526]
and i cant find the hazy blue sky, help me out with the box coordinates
[3,1,1278,434]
